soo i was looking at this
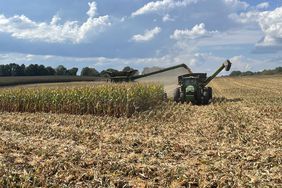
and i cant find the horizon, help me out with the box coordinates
[0,0,282,74]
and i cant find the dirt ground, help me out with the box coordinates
[0,75,281,187]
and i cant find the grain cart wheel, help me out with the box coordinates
[207,87,213,103]
[173,88,180,103]
[202,88,210,105]
[195,89,202,105]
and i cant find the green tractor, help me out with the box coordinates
[173,60,232,105]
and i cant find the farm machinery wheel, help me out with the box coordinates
[202,87,213,105]
[173,88,181,103]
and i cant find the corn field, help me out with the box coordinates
[0,83,164,117]
[0,75,281,187]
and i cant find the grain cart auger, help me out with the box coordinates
[173,60,232,105]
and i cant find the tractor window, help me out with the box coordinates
[183,79,196,85]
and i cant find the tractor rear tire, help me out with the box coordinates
[173,88,181,103]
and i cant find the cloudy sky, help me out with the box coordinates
[0,0,282,73]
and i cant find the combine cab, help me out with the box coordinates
[174,60,232,105]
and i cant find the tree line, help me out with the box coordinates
[230,67,282,77]
[0,63,138,77]
[0,63,78,77]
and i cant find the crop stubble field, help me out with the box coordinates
[0,75,281,187]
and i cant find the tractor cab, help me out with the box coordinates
[182,77,197,85]
[176,73,209,104]
[179,73,207,85]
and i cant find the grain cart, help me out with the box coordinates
[173,60,232,105]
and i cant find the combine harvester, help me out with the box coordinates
[107,60,231,105]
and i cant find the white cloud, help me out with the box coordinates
[224,0,249,10]
[132,27,161,42]
[0,1,111,44]
[170,23,217,40]
[256,2,269,10]
[230,7,282,47]
[87,2,97,18]
[229,11,260,24]
[132,0,198,17]
[258,7,282,46]
[230,55,252,70]
[162,14,174,22]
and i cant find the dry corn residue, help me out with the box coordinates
[0,75,281,187]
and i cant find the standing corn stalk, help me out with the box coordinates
[0,83,164,117]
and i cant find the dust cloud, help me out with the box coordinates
[136,67,192,97]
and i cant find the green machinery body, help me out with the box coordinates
[174,60,232,105]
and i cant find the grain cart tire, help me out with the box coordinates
[173,88,181,103]
[207,87,213,103]
[195,89,202,105]
[202,88,210,105]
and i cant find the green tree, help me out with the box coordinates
[230,71,242,76]
[25,64,39,76]
[274,67,282,74]
[242,71,254,76]
[45,66,56,75]
[0,65,11,76]
[10,63,25,76]
[38,65,48,76]
[19,64,26,76]
[81,67,99,76]
[55,65,67,75]
[67,67,79,76]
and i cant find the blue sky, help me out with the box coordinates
[0,0,282,73]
